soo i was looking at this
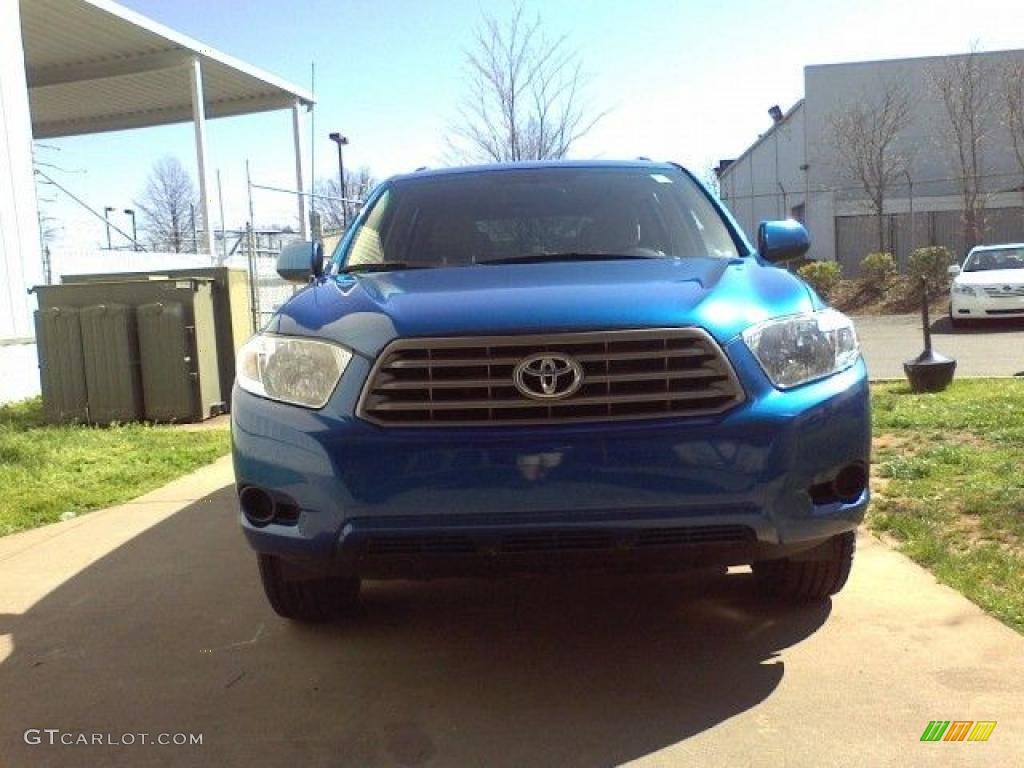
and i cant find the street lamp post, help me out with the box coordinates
[328,132,349,227]
[124,208,138,251]
[103,206,114,249]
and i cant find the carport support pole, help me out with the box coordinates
[189,55,216,257]
[292,100,310,239]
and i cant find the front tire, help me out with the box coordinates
[257,554,361,622]
[753,532,855,601]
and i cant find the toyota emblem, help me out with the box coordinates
[513,353,584,400]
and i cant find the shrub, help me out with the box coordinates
[860,252,897,288]
[909,246,954,293]
[797,261,842,298]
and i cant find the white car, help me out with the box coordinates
[948,243,1024,327]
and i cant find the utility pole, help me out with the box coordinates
[217,169,227,263]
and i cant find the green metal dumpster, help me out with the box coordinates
[61,267,253,403]
[32,278,224,424]
[80,303,143,423]
[34,306,89,423]
[137,299,220,422]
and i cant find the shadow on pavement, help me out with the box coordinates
[1,487,830,767]
[930,315,1024,335]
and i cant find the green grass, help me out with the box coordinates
[870,380,1024,633]
[0,398,230,537]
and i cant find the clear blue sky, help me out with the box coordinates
[40,0,1024,248]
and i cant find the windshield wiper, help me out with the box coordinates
[341,262,427,274]
[478,252,664,265]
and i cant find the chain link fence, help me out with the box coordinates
[235,228,303,330]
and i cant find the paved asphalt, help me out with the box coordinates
[854,314,1024,379]
[1,457,1022,767]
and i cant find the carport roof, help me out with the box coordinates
[21,0,315,139]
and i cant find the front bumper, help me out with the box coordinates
[232,340,871,578]
[951,290,1024,318]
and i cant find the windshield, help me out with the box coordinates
[964,247,1024,272]
[336,166,741,270]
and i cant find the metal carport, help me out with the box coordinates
[0,0,314,401]
[21,0,315,252]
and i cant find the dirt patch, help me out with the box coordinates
[950,512,1024,557]
[171,414,230,432]
[873,433,916,453]
[873,430,990,453]
[831,276,948,316]
[951,514,987,551]
[869,474,891,494]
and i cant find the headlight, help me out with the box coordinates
[742,309,860,389]
[951,283,977,296]
[236,334,352,408]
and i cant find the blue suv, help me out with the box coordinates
[232,160,870,622]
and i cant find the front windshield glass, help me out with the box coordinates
[964,247,1024,272]
[337,166,741,270]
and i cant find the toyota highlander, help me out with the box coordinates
[231,160,870,622]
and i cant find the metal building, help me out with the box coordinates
[717,49,1024,273]
[0,0,314,403]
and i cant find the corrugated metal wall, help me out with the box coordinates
[836,206,1024,276]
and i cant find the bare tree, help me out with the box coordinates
[703,165,722,198]
[1003,60,1024,209]
[931,47,995,247]
[829,80,914,252]
[448,4,605,163]
[134,156,197,252]
[314,167,376,231]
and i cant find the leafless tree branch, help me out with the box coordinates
[134,156,197,253]
[448,3,607,163]
[314,166,376,231]
[829,79,914,252]
[930,46,994,247]
[1002,60,1024,206]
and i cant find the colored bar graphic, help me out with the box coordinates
[967,722,997,742]
[921,721,949,742]
[920,720,996,742]
[944,721,973,741]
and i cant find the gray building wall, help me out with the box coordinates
[1,0,42,342]
[720,48,1024,271]
[720,102,811,252]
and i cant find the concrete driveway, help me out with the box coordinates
[855,314,1024,379]
[1,457,1022,767]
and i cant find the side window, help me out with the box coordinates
[346,189,391,266]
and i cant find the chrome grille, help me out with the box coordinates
[983,284,1024,297]
[358,329,744,426]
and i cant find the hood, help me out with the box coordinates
[268,258,815,357]
[955,268,1024,286]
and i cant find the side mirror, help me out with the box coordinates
[757,220,811,263]
[277,241,324,283]
[947,264,961,277]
